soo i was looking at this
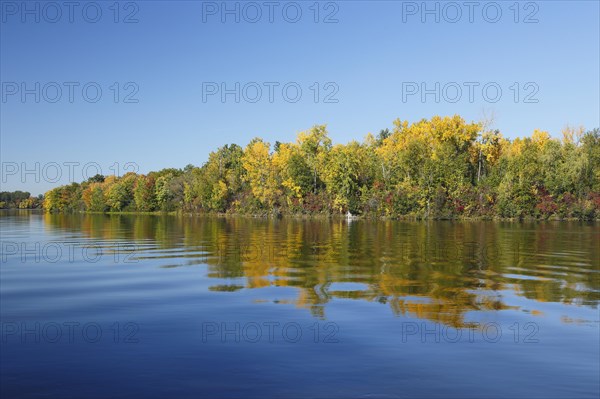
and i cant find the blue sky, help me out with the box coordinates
[1,0,599,195]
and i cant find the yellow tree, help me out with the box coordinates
[242,138,280,207]
[531,129,550,150]
[272,142,311,204]
[297,125,331,193]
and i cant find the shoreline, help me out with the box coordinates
[7,209,597,222]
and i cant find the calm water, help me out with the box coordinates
[1,212,599,398]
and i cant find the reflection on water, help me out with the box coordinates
[1,212,599,398]
[39,213,600,326]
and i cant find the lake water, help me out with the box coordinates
[1,212,599,398]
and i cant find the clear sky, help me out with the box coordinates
[1,0,599,195]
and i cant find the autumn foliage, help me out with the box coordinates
[43,115,600,220]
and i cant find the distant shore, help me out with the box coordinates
[16,209,597,222]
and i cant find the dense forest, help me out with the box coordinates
[0,191,43,209]
[42,115,600,220]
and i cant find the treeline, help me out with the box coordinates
[0,191,43,209]
[43,115,600,220]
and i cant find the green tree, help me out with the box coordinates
[134,175,156,211]
[297,125,332,194]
